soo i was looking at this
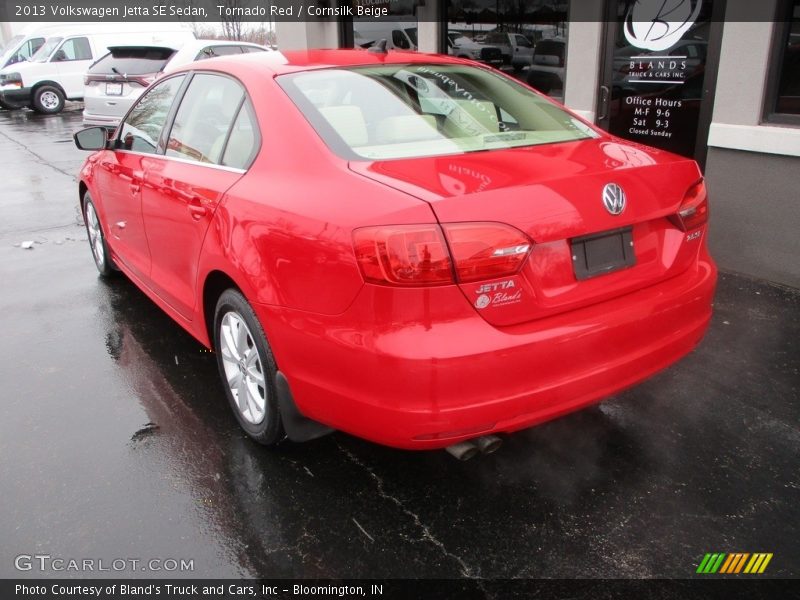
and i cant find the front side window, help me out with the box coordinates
[52,37,92,62]
[195,45,242,60]
[119,75,185,154]
[166,74,244,164]
[6,37,44,65]
[279,64,596,161]
[31,37,62,62]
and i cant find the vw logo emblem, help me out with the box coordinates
[602,183,626,215]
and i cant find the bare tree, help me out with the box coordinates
[219,0,247,41]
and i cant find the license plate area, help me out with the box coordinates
[105,82,123,96]
[571,227,635,280]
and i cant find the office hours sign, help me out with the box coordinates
[607,0,712,158]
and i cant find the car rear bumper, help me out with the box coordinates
[258,253,717,449]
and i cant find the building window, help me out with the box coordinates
[350,1,418,52]
[445,0,570,102]
[765,0,800,124]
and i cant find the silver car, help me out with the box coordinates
[82,40,270,127]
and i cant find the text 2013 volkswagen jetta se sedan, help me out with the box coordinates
[74,49,716,456]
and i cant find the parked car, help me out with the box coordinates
[73,49,716,456]
[483,31,535,71]
[526,37,567,99]
[0,24,194,114]
[446,32,503,66]
[83,40,270,127]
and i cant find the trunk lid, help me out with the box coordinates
[349,137,704,327]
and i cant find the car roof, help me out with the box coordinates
[182,39,269,51]
[172,48,466,77]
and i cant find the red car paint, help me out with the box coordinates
[78,50,716,449]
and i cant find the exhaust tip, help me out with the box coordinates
[476,435,502,455]
[445,440,480,461]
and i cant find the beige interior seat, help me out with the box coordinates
[319,105,369,147]
[375,114,439,144]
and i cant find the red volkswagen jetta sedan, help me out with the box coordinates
[74,49,716,456]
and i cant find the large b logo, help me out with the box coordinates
[624,0,703,52]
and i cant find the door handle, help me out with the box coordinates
[129,183,140,195]
[188,197,207,220]
[598,85,611,122]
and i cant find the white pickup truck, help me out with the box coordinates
[482,32,535,72]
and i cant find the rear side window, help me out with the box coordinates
[119,75,185,154]
[53,37,92,61]
[89,47,176,75]
[222,100,259,169]
[195,45,242,60]
[166,74,244,164]
[241,46,266,53]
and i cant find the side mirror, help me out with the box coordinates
[74,127,110,151]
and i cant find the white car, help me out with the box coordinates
[0,24,194,114]
[83,40,270,127]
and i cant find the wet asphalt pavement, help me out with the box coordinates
[0,106,798,582]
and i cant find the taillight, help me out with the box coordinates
[442,222,532,283]
[670,179,709,231]
[353,225,453,286]
[353,222,532,286]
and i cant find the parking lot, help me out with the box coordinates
[0,106,798,581]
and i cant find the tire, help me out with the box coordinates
[82,193,116,277]
[32,85,65,114]
[214,289,284,446]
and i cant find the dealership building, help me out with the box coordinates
[273,0,799,288]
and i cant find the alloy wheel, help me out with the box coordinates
[85,202,105,270]
[219,311,267,425]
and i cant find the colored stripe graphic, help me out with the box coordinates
[697,553,726,573]
[734,553,749,573]
[719,554,736,573]
[697,554,713,573]
[758,554,773,573]
[698,553,772,574]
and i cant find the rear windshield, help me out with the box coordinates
[278,63,597,161]
[89,47,176,75]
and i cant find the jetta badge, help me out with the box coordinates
[602,183,626,215]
